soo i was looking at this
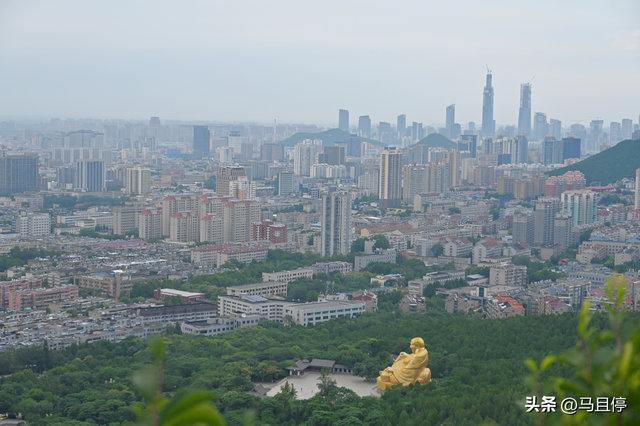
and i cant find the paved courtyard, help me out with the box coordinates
[264,372,375,399]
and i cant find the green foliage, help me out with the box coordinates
[546,137,640,184]
[279,128,385,147]
[163,296,186,307]
[353,194,379,204]
[599,194,628,206]
[0,247,61,272]
[44,195,129,210]
[524,275,640,425]
[413,133,456,149]
[513,256,566,283]
[272,204,304,214]
[431,242,444,257]
[448,207,461,214]
[78,228,139,240]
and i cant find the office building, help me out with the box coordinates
[358,115,371,138]
[261,144,284,161]
[277,172,295,196]
[251,160,270,179]
[378,122,391,142]
[562,137,581,161]
[321,191,351,257]
[461,134,477,158]
[216,165,247,197]
[533,112,548,141]
[113,206,137,235]
[549,119,562,140]
[294,140,316,176]
[621,119,633,141]
[379,147,403,209]
[318,146,345,166]
[561,190,597,227]
[193,125,210,156]
[0,155,38,195]
[338,109,349,132]
[490,264,527,287]
[481,71,495,137]
[518,83,532,138]
[534,197,562,246]
[445,104,455,139]
[15,212,51,237]
[253,221,287,244]
[125,166,151,195]
[75,159,105,192]
[397,114,407,135]
[346,135,362,157]
[138,208,162,241]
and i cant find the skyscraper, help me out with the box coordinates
[321,190,351,257]
[397,114,407,135]
[75,160,106,192]
[294,140,316,176]
[379,147,403,209]
[0,155,38,195]
[549,119,562,140]
[562,137,581,161]
[193,125,210,156]
[318,146,345,166]
[518,83,532,138]
[481,71,495,138]
[277,172,295,196]
[358,116,371,138]
[445,104,455,139]
[621,119,633,141]
[338,109,349,132]
[216,166,247,197]
[346,135,362,157]
[378,122,391,142]
[533,112,548,141]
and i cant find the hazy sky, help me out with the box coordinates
[0,0,638,127]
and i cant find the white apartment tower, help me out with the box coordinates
[15,212,51,237]
[294,140,316,176]
[125,166,151,195]
[321,191,351,257]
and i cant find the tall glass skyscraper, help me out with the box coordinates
[193,125,210,156]
[338,109,349,132]
[518,83,532,138]
[481,72,495,137]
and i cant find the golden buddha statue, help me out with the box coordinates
[376,337,432,391]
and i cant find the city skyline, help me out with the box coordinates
[0,0,638,125]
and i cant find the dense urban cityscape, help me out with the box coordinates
[1,1,639,425]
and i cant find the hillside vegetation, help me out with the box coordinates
[278,128,385,147]
[409,133,456,150]
[546,138,640,184]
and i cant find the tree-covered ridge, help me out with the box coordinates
[411,133,456,150]
[546,138,640,185]
[1,311,627,426]
[278,128,385,147]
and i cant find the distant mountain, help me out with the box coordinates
[277,128,386,147]
[546,138,640,185]
[409,133,456,150]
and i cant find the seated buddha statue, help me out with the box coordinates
[376,337,432,391]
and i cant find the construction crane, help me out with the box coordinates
[481,64,491,74]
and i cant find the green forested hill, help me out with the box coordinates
[546,138,640,184]
[0,311,620,426]
[278,128,386,147]
[410,133,456,150]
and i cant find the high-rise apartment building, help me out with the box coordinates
[169,211,200,243]
[260,144,284,161]
[125,166,151,195]
[138,208,162,241]
[113,206,138,235]
[162,195,201,236]
[534,197,562,247]
[318,146,345,166]
[223,200,261,243]
[229,177,256,200]
[277,172,295,196]
[621,119,633,141]
[378,122,391,142]
[193,126,210,156]
[75,159,105,192]
[636,169,640,210]
[0,155,38,195]
[346,135,362,158]
[549,119,562,140]
[294,140,316,176]
[357,171,379,195]
[561,190,597,227]
[216,166,247,197]
[481,71,495,138]
[518,83,532,138]
[321,191,351,257]
[200,214,223,244]
[513,213,534,246]
[358,116,371,138]
[379,147,403,209]
[402,165,426,203]
[554,214,573,250]
[338,109,349,132]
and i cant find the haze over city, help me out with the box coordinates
[1,0,639,125]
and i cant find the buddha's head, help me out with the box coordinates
[410,337,425,353]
